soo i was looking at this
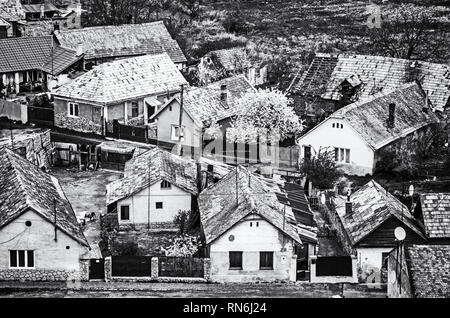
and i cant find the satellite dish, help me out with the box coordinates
[408,184,415,197]
[394,227,406,241]
[320,193,326,205]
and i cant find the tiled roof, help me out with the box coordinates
[331,82,441,150]
[0,36,82,75]
[335,180,425,245]
[206,47,251,72]
[0,0,25,21]
[53,53,187,104]
[293,53,450,111]
[0,147,89,247]
[199,166,301,245]
[405,245,450,298]
[21,3,60,13]
[290,53,339,97]
[54,21,187,63]
[419,193,450,239]
[106,148,198,205]
[23,20,54,37]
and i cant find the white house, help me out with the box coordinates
[199,166,305,282]
[106,148,199,230]
[333,180,426,283]
[296,82,441,176]
[0,147,90,281]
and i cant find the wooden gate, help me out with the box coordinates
[111,256,152,277]
[158,257,204,278]
[315,256,352,276]
[89,259,105,280]
[27,105,54,126]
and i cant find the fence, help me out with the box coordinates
[106,120,155,144]
[0,99,27,123]
[27,104,54,126]
[111,256,152,277]
[158,257,204,278]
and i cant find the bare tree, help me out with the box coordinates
[368,4,447,61]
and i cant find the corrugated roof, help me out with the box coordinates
[0,147,89,247]
[106,148,198,205]
[54,21,186,63]
[52,53,188,104]
[335,180,425,245]
[0,36,82,75]
[331,82,441,150]
[419,193,450,239]
[199,166,302,245]
[405,245,450,298]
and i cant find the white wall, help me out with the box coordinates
[0,210,88,271]
[117,181,192,226]
[357,247,394,283]
[297,118,375,176]
[209,214,296,282]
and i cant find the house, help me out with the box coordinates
[413,193,450,244]
[199,166,305,282]
[54,21,187,70]
[289,53,450,122]
[0,0,25,38]
[106,147,199,230]
[150,75,255,154]
[296,82,442,176]
[52,53,188,136]
[331,180,426,283]
[0,128,54,169]
[388,245,450,298]
[0,36,84,96]
[198,47,268,86]
[0,147,90,281]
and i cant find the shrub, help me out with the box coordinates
[162,234,202,257]
[111,240,139,256]
[174,210,199,235]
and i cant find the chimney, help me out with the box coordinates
[387,103,395,128]
[76,44,83,56]
[40,4,45,19]
[196,162,203,192]
[220,84,228,106]
[345,194,352,215]
[423,90,429,113]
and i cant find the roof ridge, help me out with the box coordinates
[4,149,33,210]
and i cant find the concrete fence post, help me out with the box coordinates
[79,259,90,282]
[104,256,112,282]
[151,257,159,279]
[203,258,211,281]
[290,255,297,282]
[351,255,358,283]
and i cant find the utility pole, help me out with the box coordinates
[9,121,14,150]
[53,198,58,242]
[177,84,185,156]
[235,165,239,205]
[147,152,151,230]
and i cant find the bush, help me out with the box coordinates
[174,210,199,235]
[111,240,139,256]
[162,234,202,257]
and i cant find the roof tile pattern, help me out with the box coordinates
[0,36,82,75]
[207,47,250,71]
[54,21,186,63]
[0,147,89,247]
[199,166,301,245]
[106,148,198,205]
[322,54,450,111]
[331,82,441,149]
[406,245,450,298]
[336,180,425,245]
[53,53,187,104]
[419,193,450,238]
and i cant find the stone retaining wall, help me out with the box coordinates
[0,269,81,282]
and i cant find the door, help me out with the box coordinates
[89,259,105,280]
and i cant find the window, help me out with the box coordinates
[161,180,171,189]
[260,252,273,270]
[120,205,130,220]
[156,202,163,209]
[171,125,185,141]
[68,102,79,117]
[304,146,311,161]
[334,147,350,163]
[229,251,243,269]
[10,250,34,268]
[381,252,390,270]
[131,101,139,118]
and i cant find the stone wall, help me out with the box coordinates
[80,259,90,282]
[118,221,177,231]
[104,257,112,282]
[55,112,103,135]
[0,269,81,281]
[387,247,412,298]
